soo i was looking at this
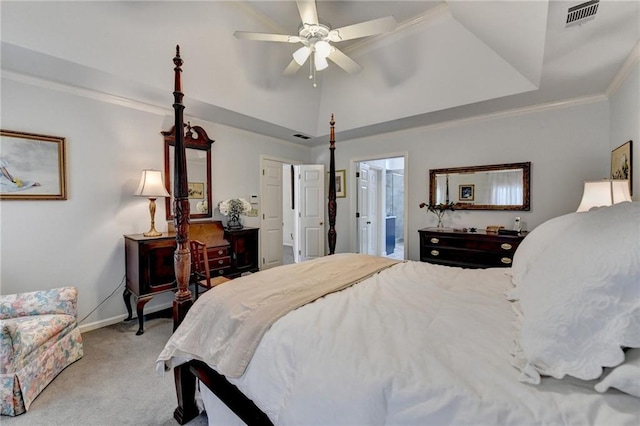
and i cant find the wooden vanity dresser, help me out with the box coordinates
[124,221,259,334]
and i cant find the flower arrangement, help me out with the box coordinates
[219,198,251,229]
[419,201,455,228]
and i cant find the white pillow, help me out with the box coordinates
[509,211,581,296]
[595,348,640,398]
[512,201,640,384]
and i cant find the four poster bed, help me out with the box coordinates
[159,47,640,425]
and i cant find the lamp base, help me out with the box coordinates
[143,198,162,237]
[143,227,162,237]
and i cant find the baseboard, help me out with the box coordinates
[79,302,173,333]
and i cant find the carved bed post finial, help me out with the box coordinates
[328,114,337,255]
[172,45,192,330]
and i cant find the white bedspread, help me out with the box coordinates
[158,253,399,378]
[200,260,639,425]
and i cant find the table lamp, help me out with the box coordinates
[135,169,171,237]
[576,179,631,212]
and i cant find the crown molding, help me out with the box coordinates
[2,70,170,117]
[343,94,608,144]
[606,40,640,98]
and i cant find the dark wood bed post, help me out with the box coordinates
[171,45,192,327]
[171,45,200,425]
[327,114,337,255]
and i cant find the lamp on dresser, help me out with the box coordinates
[576,179,631,212]
[135,169,170,237]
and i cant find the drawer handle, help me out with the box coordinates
[501,243,512,250]
[430,250,440,257]
[218,249,224,255]
[501,257,512,264]
[218,260,224,265]
[430,238,439,244]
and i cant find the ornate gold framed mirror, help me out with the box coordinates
[162,123,214,220]
[429,162,531,211]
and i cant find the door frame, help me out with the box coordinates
[350,152,409,259]
[259,155,302,269]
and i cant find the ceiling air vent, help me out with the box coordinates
[566,0,599,27]
[293,134,310,140]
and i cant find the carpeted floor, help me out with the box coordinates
[2,314,207,426]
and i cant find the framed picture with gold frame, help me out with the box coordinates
[327,169,346,198]
[188,182,205,199]
[459,184,475,201]
[611,140,632,195]
[0,129,67,200]
[335,169,346,198]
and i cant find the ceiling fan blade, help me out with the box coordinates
[283,59,303,76]
[234,31,301,43]
[296,0,319,26]
[328,16,397,42]
[327,48,362,74]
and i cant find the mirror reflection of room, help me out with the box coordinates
[430,162,531,211]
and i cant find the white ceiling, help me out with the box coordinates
[1,1,638,147]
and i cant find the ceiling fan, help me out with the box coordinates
[234,0,397,85]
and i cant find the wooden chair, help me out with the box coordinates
[189,240,231,299]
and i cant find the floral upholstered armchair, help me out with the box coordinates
[0,287,83,416]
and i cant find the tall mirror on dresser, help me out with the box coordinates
[429,162,531,211]
[162,123,214,220]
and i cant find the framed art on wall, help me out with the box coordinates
[611,140,632,195]
[188,182,204,199]
[0,130,67,200]
[335,169,346,198]
[459,184,475,201]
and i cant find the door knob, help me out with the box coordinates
[319,222,323,225]
[367,221,371,224]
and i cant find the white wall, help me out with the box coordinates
[609,60,639,199]
[313,99,612,260]
[0,77,310,330]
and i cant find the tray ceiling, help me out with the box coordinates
[1,1,638,146]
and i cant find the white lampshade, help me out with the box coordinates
[293,46,311,66]
[576,179,631,212]
[135,169,170,198]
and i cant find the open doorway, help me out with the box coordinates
[354,155,406,260]
[260,157,325,270]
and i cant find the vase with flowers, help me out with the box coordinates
[218,198,251,229]
[419,202,455,229]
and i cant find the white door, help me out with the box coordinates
[357,163,373,254]
[357,163,382,255]
[261,159,283,270]
[369,167,381,256]
[294,165,325,262]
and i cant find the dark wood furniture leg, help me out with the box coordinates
[123,287,133,321]
[174,363,199,425]
[135,297,152,335]
[174,361,273,426]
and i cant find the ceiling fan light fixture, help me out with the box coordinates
[314,53,329,71]
[315,40,332,59]
[293,46,311,66]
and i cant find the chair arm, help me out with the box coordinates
[0,287,78,320]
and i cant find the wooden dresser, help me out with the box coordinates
[418,228,525,269]
[225,227,260,278]
[124,221,259,335]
